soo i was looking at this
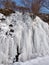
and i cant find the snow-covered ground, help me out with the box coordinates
[0,11,49,65]
[13,56,49,65]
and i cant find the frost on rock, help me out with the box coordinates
[0,13,6,19]
[0,11,49,65]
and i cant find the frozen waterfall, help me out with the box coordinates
[0,11,49,65]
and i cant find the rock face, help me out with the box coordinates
[0,11,49,65]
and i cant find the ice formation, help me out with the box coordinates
[0,11,49,65]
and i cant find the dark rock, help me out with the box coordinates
[9,24,13,27]
[10,29,14,32]
[13,46,20,62]
[15,45,20,62]
[0,18,5,21]
[30,14,36,20]
[0,28,1,32]
[5,32,8,35]
[9,33,12,36]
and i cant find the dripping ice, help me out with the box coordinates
[0,11,49,65]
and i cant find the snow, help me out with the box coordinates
[0,11,49,65]
[0,13,6,19]
[13,56,49,65]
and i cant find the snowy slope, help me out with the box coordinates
[13,56,49,65]
[0,11,49,65]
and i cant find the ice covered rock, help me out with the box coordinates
[0,13,4,19]
[0,11,49,65]
[0,23,9,31]
[0,13,6,19]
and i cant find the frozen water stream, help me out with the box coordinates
[0,12,49,65]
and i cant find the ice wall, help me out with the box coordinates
[0,11,49,65]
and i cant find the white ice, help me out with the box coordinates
[0,11,49,65]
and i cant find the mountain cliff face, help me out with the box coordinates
[0,11,49,65]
